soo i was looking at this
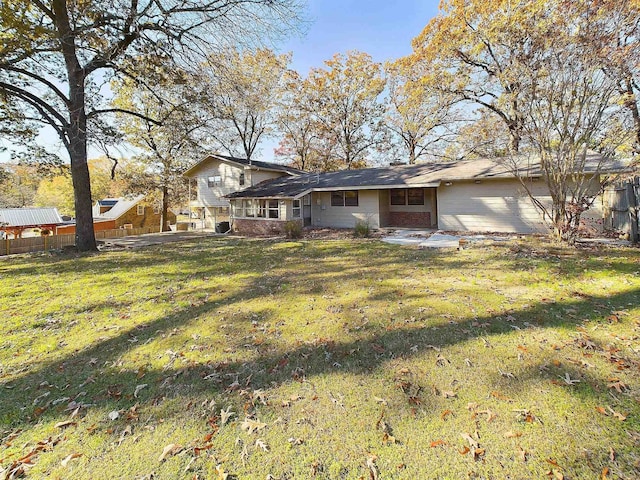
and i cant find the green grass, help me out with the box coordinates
[0,237,639,479]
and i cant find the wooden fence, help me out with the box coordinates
[604,177,639,241]
[0,226,161,256]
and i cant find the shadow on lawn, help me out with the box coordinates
[1,269,637,429]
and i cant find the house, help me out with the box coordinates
[56,196,175,234]
[225,154,627,235]
[0,207,63,238]
[183,154,303,229]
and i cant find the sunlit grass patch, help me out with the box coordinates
[0,237,638,479]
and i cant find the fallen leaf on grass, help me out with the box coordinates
[61,453,82,467]
[607,407,626,421]
[54,421,76,429]
[460,433,479,448]
[609,447,616,462]
[504,431,523,438]
[240,417,267,434]
[491,391,513,402]
[216,464,229,480]
[108,410,120,421]
[602,466,610,478]
[441,409,453,420]
[255,439,269,452]
[459,446,470,455]
[430,440,447,448]
[558,372,580,386]
[595,406,608,416]
[159,443,182,462]
[133,384,147,398]
[220,406,235,426]
[366,455,379,480]
[516,446,528,462]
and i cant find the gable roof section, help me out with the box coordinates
[94,195,145,220]
[0,207,63,228]
[226,153,629,199]
[183,154,304,177]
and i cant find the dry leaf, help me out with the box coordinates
[366,455,379,480]
[595,406,608,415]
[504,431,523,438]
[216,464,229,480]
[609,447,615,462]
[461,433,479,448]
[516,446,528,462]
[220,406,235,426]
[61,453,82,467]
[54,421,76,429]
[108,410,120,421]
[430,440,446,448]
[159,443,182,462]
[133,384,147,398]
[602,466,609,479]
[459,446,470,455]
[240,417,267,434]
[255,439,269,452]
[441,409,453,420]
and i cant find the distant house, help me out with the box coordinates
[183,154,303,229]
[0,207,63,238]
[56,196,175,234]
[226,154,627,236]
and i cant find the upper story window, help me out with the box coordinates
[137,205,145,215]
[331,190,359,207]
[207,175,222,188]
[239,173,245,186]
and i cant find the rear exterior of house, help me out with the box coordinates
[184,154,302,230]
[225,157,617,236]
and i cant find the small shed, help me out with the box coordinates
[0,207,63,238]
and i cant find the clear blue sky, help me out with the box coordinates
[284,0,439,74]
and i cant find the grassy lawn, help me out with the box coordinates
[0,236,639,479]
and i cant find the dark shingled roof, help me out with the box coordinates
[226,153,628,199]
[184,154,304,177]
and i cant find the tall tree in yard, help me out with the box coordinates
[0,0,304,250]
[305,51,386,170]
[199,48,292,162]
[113,67,205,231]
[384,61,459,164]
[409,0,551,153]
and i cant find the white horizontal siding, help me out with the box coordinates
[311,190,380,228]
[437,180,551,233]
[196,160,243,207]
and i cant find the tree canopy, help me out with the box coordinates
[0,0,305,250]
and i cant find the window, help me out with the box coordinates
[390,189,406,205]
[331,190,359,207]
[239,173,245,186]
[293,199,301,218]
[268,200,279,219]
[344,190,359,206]
[207,175,222,187]
[137,205,145,215]
[303,194,311,206]
[245,199,256,217]
[407,188,424,205]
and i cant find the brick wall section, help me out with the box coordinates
[388,211,432,228]
[233,218,302,236]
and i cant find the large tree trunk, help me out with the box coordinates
[160,184,170,232]
[69,95,97,251]
[54,0,97,251]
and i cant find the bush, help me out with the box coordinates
[354,220,370,238]
[284,220,303,239]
